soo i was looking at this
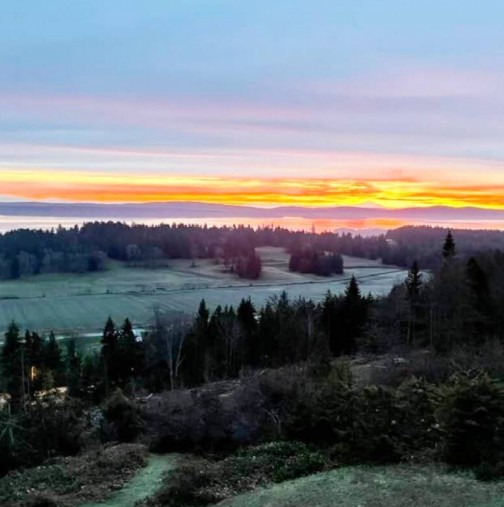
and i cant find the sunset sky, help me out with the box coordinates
[1,1,504,209]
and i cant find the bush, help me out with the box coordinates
[143,389,235,452]
[237,441,326,482]
[393,377,440,457]
[102,389,143,442]
[146,459,217,507]
[282,373,441,464]
[144,441,326,507]
[437,375,504,466]
[0,465,76,506]
[371,352,453,387]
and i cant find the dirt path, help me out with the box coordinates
[80,454,178,507]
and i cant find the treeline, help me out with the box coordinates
[0,223,265,280]
[142,277,369,390]
[141,231,504,389]
[289,249,343,276]
[0,277,369,407]
[3,232,504,401]
[2,221,504,281]
[384,225,504,268]
[0,221,378,280]
[380,231,504,352]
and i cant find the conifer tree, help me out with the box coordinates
[405,261,422,300]
[195,299,209,335]
[117,318,144,384]
[237,298,257,364]
[1,322,23,407]
[321,291,340,356]
[65,338,81,397]
[405,260,422,344]
[340,276,367,355]
[466,257,493,338]
[101,316,119,392]
[45,331,63,379]
[442,230,456,259]
[24,331,45,395]
[195,299,210,379]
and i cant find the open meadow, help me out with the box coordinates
[0,247,407,338]
[217,465,504,507]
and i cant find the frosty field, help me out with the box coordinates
[0,248,407,336]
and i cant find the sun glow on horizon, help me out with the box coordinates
[1,168,504,210]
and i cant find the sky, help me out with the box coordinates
[1,1,504,209]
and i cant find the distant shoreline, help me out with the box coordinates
[1,214,504,234]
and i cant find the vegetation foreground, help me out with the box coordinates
[217,465,504,507]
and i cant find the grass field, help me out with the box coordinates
[0,247,407,336]
[217,465,504,507]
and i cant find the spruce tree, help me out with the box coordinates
[101,316,119,391]
[405,261,422,301]
[237,298,257,365]
[321,291,340,357]
[117,318,144,384]
[195,299,209,335]
[1,322,23,406]
[466,257,493,338]
[237,298,256,333]
[24,331,45,394]
[442,230,456,259]
[66,338,81,397]
[45,331,63,379]
[405,260,422,344]
[340,276,367,355]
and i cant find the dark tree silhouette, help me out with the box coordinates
[405,260,422,344]
[466,256,493,338]
[1,323,23,407]
[340,276,368,355]
[45,331,63,379]
[117,318,144,384]
[101,317,119,392]
[442,230,456,259]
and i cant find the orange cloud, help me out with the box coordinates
[1,169,504,210]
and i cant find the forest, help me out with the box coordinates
[1,221,504,280]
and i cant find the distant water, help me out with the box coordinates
[1,215,504,234]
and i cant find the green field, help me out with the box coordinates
[217,465,504,507]
[0,248,407,336]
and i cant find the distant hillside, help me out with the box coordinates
[1,201,504,221]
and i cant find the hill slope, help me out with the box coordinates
[217,465,504,507]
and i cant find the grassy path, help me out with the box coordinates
[80,454,178,507]
[217,465,504,507]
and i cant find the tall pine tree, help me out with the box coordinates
[405,260,422,345]
[101,316,119,393]
[117,318,144,385]
[1,323,23,407]
[442,230,456,259]
[466,256,493,339]
[340,276,368,356]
